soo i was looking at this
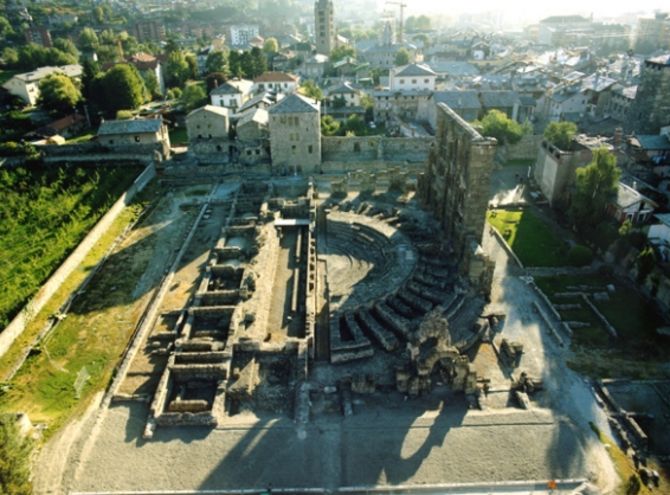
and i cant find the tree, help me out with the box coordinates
[180,83,206,111]
[249,47,267,77]
[263,37,279,54]
[321,115,340,136]
[300,80,323,101]
[544,121,577,150]
[205,50,227,75]
[53,38,78,57]
[0,415,33,495]
[405,15,431,32]
[38,74,82,113]
[141,70,160,99]
[330,45,355,63]
[394,48,410,66]
[570,148,620,230]
[94,64,146,115]
[81,58,100,102]
[165,50,191,88]
[479,109,525,145]
[0,15,14,42]
[343,114,367,135]
[636,246,656,282]
[78,27,99,51]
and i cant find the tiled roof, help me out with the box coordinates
[268,93,319,114]
[210,79,253,95]
[394,63,436,78]
[431,90,481,110]
[254,71,299,83]
[479,90,521,108]
[97,118,163,136]
[187,105,230,119]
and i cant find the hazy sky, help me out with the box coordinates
[401,0,668,22]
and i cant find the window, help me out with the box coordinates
[425,79,429,84]
[134,136,140,142]
[412,79,416,84]
[247,150,252,155]
[399,79,405,84]
[353,142,361,152]
[308,145,313,154]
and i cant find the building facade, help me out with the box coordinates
[629,54,670,134]
[268,94,321,173]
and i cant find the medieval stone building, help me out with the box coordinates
[268,94,321,173]
[315,0,335,56]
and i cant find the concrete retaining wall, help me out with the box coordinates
[0,163,157,359]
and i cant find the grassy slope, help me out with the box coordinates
[487,208,566,267]
[0,165,142,328]
[0,184,162,436]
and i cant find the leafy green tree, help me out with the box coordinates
[12,44,77,70]
[81,58,100,102]
[544,121,577,150]
[249,47,267,78]
[263,37,279,54]
[330,45,355,63]
[166,50,191,88]
[205,50,227,75]
[141,70,160,99]
[405,15,431,32]
[0,415,33,495]
[300,80,323,101]
[321,115,340,136]
[0,15,14,42]
[478,109,525,145]
[394,48,410,66]
[167,87,182,100]
[180,83,207,111]
[78,27,99,51]
[53,38,79,57]
[185,52,198,79]
[93,5,105,24]
[343,114,366,135]
[2,46,18,66]
[94,64,147,115]
[38,74,82,113]
[570,148,620,230]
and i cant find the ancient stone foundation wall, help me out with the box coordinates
[321,136,432,163]
[42,142,166,164]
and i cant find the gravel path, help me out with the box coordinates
[71,401,588,492]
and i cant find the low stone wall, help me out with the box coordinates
[0,163,156,359]
[41,142,164,164]
[321,136,432,163]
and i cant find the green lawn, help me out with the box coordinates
[536,274,666,354]
[169,127,188,146]
[0,164,143,329]
[0,183,162,436]
[503,158,535,167]
[487,208,568,267]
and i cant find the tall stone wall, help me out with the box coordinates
[0,163,156,359]
[418,103,497,263]
[321,136,432,163]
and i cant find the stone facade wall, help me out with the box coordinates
[629,60,670,133]
[269,111,321,173]
[321,136,432,163]
[418,103,497,263]
[186,109,229,141]
[0,163,156,359]
[533,140,593,206]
